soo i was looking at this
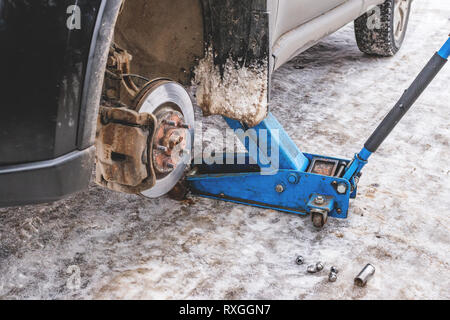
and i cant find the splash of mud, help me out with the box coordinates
[193,49,268,127]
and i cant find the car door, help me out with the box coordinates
[273,0,347,44]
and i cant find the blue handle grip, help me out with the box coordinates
[438,37,450,59]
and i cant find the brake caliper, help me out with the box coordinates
[95,105,157,194]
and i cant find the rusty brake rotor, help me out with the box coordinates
[135,79,195,198]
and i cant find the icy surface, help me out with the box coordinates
[0,1,449,299]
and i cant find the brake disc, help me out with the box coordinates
[135,79,195,198]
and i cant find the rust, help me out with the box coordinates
[103,43,140,106]
[168,180,189,201]
[95,106,157,194]
[97,44,192,196]
[152,110,187,175]
[307,158,339,177]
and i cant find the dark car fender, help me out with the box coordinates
[0,0,122,207]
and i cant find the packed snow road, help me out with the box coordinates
[0,0,449,300]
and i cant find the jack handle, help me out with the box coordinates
[344,36,450,182]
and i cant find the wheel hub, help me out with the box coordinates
[136,80,195,198]
[152,109,188,174]
[393,0,410,45]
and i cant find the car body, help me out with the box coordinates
[0,0,391,206]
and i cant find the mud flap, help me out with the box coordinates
[194,0,271,127]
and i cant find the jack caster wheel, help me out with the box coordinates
[311,210,328,228]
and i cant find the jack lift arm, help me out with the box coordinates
[187,37,450,228]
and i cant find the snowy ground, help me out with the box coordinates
[0,1,449,300]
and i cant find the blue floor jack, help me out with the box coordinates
[186,37,450,228]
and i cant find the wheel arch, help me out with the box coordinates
[77,0,123,150]
[80,0,272,153]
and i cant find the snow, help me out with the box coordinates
[0,0,449,300]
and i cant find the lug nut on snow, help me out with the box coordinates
[307,265,317,273]
[295,256,304,265]
[328,266,338,282]
[328,272,337,282]
[354,264,375,287]
[307,262,324,273]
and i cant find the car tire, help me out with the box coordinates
[354,0,412,56]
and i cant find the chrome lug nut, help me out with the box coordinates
[307,262,324,274]
[330,266,339,274]
[295,256,304,265]
[328,272,337,282]
[307,264,317,273]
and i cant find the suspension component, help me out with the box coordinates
[95,45,195,197]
